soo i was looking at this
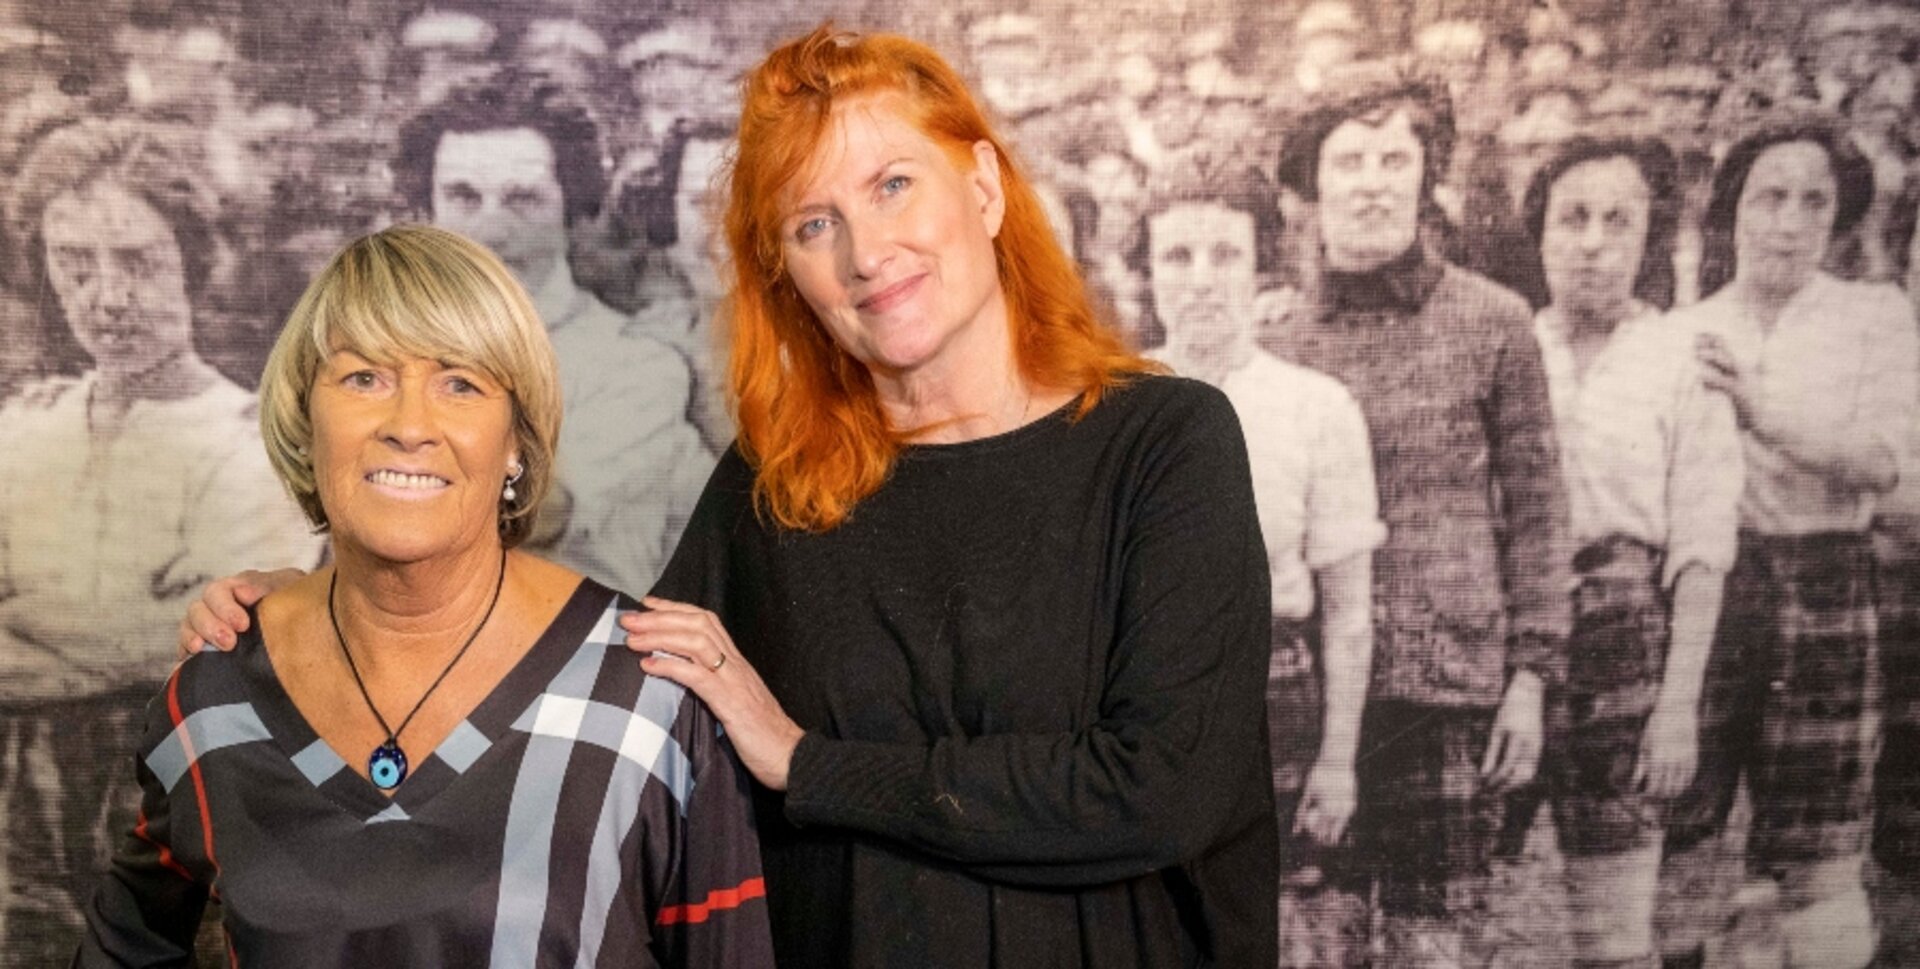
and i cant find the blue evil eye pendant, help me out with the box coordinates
[369,740,408,791]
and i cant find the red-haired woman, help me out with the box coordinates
[183,25,1277,968]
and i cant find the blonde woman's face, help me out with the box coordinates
[308,349,517,565]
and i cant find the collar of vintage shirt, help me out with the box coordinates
[1318,241,1443,320]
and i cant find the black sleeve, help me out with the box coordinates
[72,689,211,967]
[782,390,1274,887]
[649,446,756,611]
[648,695,776,969]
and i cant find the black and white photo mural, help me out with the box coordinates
[3,0,1919,965]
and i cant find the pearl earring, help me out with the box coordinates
[503,463,524,504]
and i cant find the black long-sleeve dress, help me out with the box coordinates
[652,375,1277,968]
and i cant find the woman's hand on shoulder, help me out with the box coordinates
[177,568,308,656]
[621,597,805,791]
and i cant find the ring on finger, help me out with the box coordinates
[709,653,727,672]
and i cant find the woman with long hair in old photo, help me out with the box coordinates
[77,224,771,965]
[1663,112,1919,969]
[182,25,1277,968]
[1520,133,1744,969]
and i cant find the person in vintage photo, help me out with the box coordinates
[617,120,738,453]
[392,74,712,598]
[1268,60,1573,967]
[612,16,741,167]
[391,8,495,112]
[1522,134,1744,969]
[76,224,771,966]
[1873,171,1920,968]
[1137,148,1385,967]
[0,118,323,963]
[1666,113,1919,969]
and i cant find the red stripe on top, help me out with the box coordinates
[131,809,195,882]
[655,877,767,926]
[166,670,221,879]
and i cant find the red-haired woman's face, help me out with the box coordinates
[778,97,1008,380]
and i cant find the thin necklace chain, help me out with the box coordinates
[327,552,508,752]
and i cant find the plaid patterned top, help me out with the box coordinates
[76,580,772,968]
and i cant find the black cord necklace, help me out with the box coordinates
[327,552,507,791]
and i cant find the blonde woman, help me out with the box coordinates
[79,225,770,966]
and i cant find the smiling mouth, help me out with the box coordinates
[366,469,450,491]
[857,274,926,313]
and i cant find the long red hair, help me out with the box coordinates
[723,24,1154,531]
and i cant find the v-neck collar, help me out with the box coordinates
[235,577,614,820]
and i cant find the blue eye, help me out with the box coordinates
[796,217,832,242]
[882,174,911,194]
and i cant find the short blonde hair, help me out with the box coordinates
[258,224,563,547]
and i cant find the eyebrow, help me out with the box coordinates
[866,157,914,185]
[788,156,916,218]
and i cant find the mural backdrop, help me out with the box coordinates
[4,0,1920,965]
